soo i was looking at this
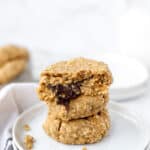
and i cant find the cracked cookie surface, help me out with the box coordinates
[0,45,29,84]
[43,110,110,144]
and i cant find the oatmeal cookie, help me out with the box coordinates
[47,93,109,121]
[37,57,112,105]
[43,110,110,144]
[0,45,29,84]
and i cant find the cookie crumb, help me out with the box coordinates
[24,135,35,150]
[82,146,87,150]
[23,124,31,131]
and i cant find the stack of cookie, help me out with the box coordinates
[37,57,112,144]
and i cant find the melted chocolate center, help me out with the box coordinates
[47,82,82,109]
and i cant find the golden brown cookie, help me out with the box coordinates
[41,57,112,85]
[43,110,110,144]
[37,57,112,104]
[0,45,29,84]
[47,92,109,121]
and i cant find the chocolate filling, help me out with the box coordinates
[47,76,94,109]
[47,82,82,109]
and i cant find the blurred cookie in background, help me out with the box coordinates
[0,45,30,84]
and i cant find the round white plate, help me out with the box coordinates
[13,102,148,150]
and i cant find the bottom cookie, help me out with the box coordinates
[43,110,110,144]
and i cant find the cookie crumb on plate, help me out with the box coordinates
[23,124,31,131]
[82,146,87,150]
[24,135,35,150]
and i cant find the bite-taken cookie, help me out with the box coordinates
[37,57,112,145]
[37,57,112,106]
[47,92,109,121]
[0,45,29,84]
[43,110,110,144]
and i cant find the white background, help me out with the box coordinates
[0,0,150,68]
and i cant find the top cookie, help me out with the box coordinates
[38,58,112,104]
[41,57,112,85]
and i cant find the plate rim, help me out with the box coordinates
[13,102,149,150]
